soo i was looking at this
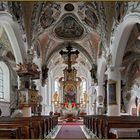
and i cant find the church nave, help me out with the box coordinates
[0,1,140,139]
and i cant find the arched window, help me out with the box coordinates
[0,67,4,99]
[0,61,10,102]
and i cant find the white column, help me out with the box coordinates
[96,85,104,115]
[77,82,80,103]
[40,86,45,115]
[48,72,52,106]
[60,85,63,103]
[107,68,121,116]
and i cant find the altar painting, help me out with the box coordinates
[63,83,76,103]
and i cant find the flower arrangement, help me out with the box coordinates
[64,102,76,109]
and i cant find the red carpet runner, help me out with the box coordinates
[55,125,86,139]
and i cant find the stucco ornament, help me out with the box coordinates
[40,3,61,29]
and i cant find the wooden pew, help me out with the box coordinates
[83,115,106,138]
[0,128,20,139]
[84,115,140,139]
[0,117,31,139]
[0,124,22,139]
[95,115,106,138]
[0,115,58,139]
[0,117,43,139]
[31,116,46,138]
[102,116,140,139]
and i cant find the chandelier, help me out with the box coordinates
[59,42,79,72]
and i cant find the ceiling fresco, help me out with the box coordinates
[2,1,136,77]
[77,2,98,29]
[40,2,61,29]
[6,2,104,66]
[54,15,84,40]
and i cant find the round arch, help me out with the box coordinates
[45,42,93,68]
[112,13,140,67]
[0,11,25,63]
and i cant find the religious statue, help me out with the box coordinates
[90,64,97,82]
[26,50,34,64]
[83,92,88,103]
[31,63,39,72]
[21,61,28,71]
[53,91,59,102]
[16,63,22,71]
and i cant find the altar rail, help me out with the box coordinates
[84,115,140,139]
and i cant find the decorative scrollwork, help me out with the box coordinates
[40,2,61,29]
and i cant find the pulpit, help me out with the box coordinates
[16,50,41,116]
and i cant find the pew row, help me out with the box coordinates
[84,115,140,139]
[0,115,58,139]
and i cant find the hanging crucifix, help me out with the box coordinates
[59,42,79,72]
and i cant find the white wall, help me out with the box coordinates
[0,102,10,116]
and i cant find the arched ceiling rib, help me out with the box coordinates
[6,1,121,75]
[45,42,93,67]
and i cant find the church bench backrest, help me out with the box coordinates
[31,116,46,138]
[0,127,21,139]
[103,116,140,139]
[0,118,31,139]
[14,117,43,139]
[0,124,22,139]
[0,123,32,139]
[93,115,106,138]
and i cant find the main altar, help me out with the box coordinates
[60,102,80,121]
[58,67,81,121]
[52,44,87,121]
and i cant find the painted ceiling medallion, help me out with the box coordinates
[55,15,84,40]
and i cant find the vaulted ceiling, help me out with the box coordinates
[3,1,129,80]
[7,2,117,64]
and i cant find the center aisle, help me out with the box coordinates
[55,124,87,139]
